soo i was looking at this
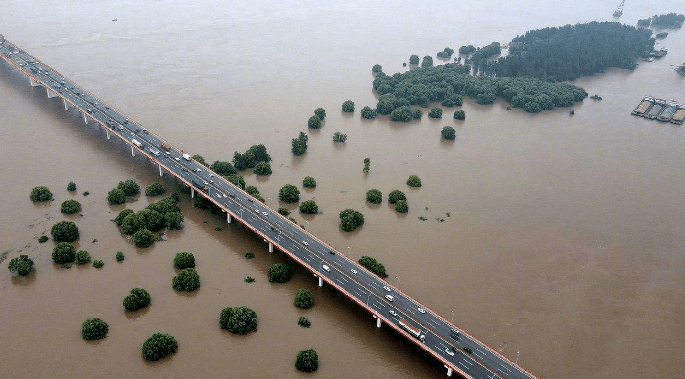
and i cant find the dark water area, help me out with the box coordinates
[1,1,684,378]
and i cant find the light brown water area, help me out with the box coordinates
[1,1,685,378]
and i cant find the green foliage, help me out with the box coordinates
[437,47,455,58]
[172,268,200,291]
[121,213,145,235]
[294,288,314,309]
[51,221,79,242]
[454,110,465,120]
[248,144,272,163]
[409,54,420,65]
[470,42,501,70]
[278,207,291,216]
[388,190,406,204]
[210,161,237,176]
[133,229,155,248]
[254,161,272,176]
[145,182,166,197]
[332,132,347,143]
[441,126,456,140]
[649,13,685,28]
[395,199,409,213]
[93,259,104,268]
[308,115,322,130]
[245,276,255,283]
[81,318,108,340]
[117,179,140,197]
[411,109,422,119]
[60,199,81,214]
[52,242,76,264]
[164,211,184,230]
[279,184,300,203]
[342,100,355,113]
[298,317,311,328]
[74,250,91,265]
[299,200,319,214]
[459,45,476,55]
[147,195,180,214]
[302,176,316,188]
[123,288,151,311]
[366,189,382,203]
[67,182,77,191]
[358,256,388,278]
[245,251,255,259]
[38,235,48,243]
[441,95,463,107]
[141,333,177,361]
[360,106,377,119]
[372,64,382,73]
[138,209,165,231]
[219,306,258,334]
[192,155,208,167]
[292,131,309,156]
[363,158,370,173]
[30,186,52,202]
[314,108,326,120]
[174,252,196,269]
[268,263,291,283]
[233,151,255,171]
[83,191,90,196]
[421,55,433,67]
[484,22,653,81]
[107,188,126,204]
[116,251,125,262]
[8,256,33,276]
[339,209,364,232]
[226,174,246,190]
[295,349,319,373]
[390,106,414,122]
[428,107,443,119]
[407,175,422,187]
[114,209,134,226]
[637,18,651,27]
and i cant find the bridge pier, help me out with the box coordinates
[226,212,231,224]
[318,276,323,287]
[158,164,163,177]
[63,98,68,110]
[131,145,135,157]
[445,366,453,377]
[29,77,39,87]
[46,87,57,98]
[106,129,110,139]
[83,112,88,124]
[191,187,195,198]
[268,242,273,253]
[376,317,382,328]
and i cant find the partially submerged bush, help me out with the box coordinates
[93,259,104,268]
[302,176,316,188]
[145,182,166,197]
[298,317,311,328]
[366,189,382,203]
[172,268,200,292]
[294,288,314,309]
[173,252,195,269]
[268,263,291,283]
[8,256,34,276]
[359,256,388,278]
[81,318,108,340]
[52,242,76,264]
[115,251,125,262]
[123,288,151,311]
[388,190,406,204]
[219,306,258,334]
[133,229,155,248]
[74,250,91,265]
[51,221,80,242]
[407,175,422,188]
[61,199,81,214]
[395,200,409,213]
[295,349,319,372]
[30,186,52,202]
[141,333,177,361]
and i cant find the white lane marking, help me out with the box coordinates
[462,358,473,366]
[458,362,468,369]
[474,352,485,360]
[500,365,512,373]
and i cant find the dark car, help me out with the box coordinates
[463,346,473,354]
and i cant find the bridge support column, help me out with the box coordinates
[46,87,57,98]
[158,164,163,177]
[226,213,231,224]
[106,129,110,139]
[268,242,273,253]
[318,276,323,287]
[445,366,453,377]
[191,187,195,198]
[29,77,39,87]
[131,145,135,157]
[83,112,88,124]
[63,98,68,110]
[376,317,382,328]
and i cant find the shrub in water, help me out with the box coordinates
[141,333,177,361]
[123,287,151,311]
[173,252,195,269]
[74,250,91,265]
[81,318,108,340]
[172,268,200,292]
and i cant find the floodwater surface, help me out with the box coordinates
[1,1,684,378]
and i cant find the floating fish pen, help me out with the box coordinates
[631,96,684,125]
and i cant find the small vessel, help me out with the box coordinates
[676,63,685,76]
[657,106,676,122]
[613,0,624,17]
[650,48,668,58]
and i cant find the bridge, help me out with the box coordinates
[0,34,540,379]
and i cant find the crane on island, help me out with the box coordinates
[613,0,625,17]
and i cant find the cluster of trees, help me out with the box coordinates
[142,333,177,361]
[459,45,476,55]
[75,250,90,265]
[407,175,422,187]
[361,106,377,119]
[389,105,421,122]
[107,179,141,204]
[292,131,308,156]
[233,144,271,171]
[366,189,382,203]
[639,13,685,29]
[113,195,183,247]
[210,160,237,176]
[254,161,272,176]
[442,126,456,140]
[470,42,501,70]
[219,306,258,334]
[268,263,291,283]
[82,318,108,340]
[340,209,364,232]
[295,349,319,373]
[173,268,200,291]
[145,182,166,197]
[454,110,466,119]
[51,221,79,242]
[428,107,442,118]
[395,200,408,213]
[30,186,52,202]
[279,184,300,203]
[123,288,151,311]
[421,55,433,68]
[372,64,383,73]
[388,190,406,204]
[246,186,265,202]
[342,100,355,113]
[8,255,34,276]
[372,60,587,113]
[52,242,76,264]
[308,115,322,130]
[299,200,318,214]
[332,132,347,143]
[436,47,454,59]
[409,55,420,65]
[358,256,388,278]
[294,288,313,309]
[60,199,81,214]
[482,22,654,81]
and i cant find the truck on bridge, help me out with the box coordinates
[398,319,425,343]
[191,179,208,193]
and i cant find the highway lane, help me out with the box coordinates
[0,36,538,379]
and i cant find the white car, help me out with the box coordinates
[302,241,309,246]
[262,211,268,216]
[322,264,330,272]
[388,310,398,317]
[417,307,426,314]
[445,348,455,357]
[382,285,391,292]
[351,269,358,275]
[385,295,394,302]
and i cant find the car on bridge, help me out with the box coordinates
[385,295,394,302]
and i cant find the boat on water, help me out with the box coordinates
[676,63,685,76]
[613,0,624,17]
[649,48,668,58]
[657,106,676,122]
[672,108,685,125]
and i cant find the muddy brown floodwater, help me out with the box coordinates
[1,1,685,378]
